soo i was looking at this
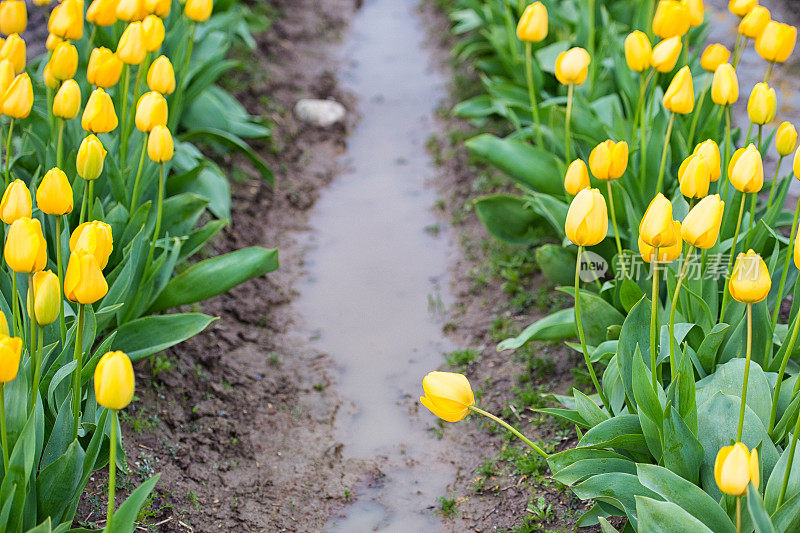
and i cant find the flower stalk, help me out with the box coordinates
[575,246,610,409]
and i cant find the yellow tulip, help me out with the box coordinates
[693,139,721,182]
[37,168,73,216]
[730,250,771,304]
[70,220,113,269]
[715,443,759,496]
[555,47,590,86]
[565,188,608,247]
[588,139,628,181]
[663,66,694,115]
[701,43,731,72]
[0,178,29,224]
[77,134,107,181]
[0,0,26,36]
[87,0,118,27]
[146,0,171,18]
[116,22,146,65]
[45,33,61,52]
[777,122,798,157]
[95,351,135,410]
[48,0,83,41]
[730,143,764,193]
[729,0,757,17]
[682,194,725,249]
[794,146,800,178]
[679,153,711,198]
[794,229,800,269]
[0,33,24,74]
[639,221,682,263]
[0,335,21,383]
[43,62,58,90]
[64,250,108,304]
[729,146,747,181]
[739,6,770,39]
[82,88,118,134]
[0,312,8,337]
[147,55,175,94]
[653,0,690,39]
[116,0,147,22]
[0,58,11,96]
[147,124,174,163]
[564,159,590,195]
[516,2,547,43]
[756,21,797,63]
[711,63,738,106]
[27,270,60,326]
[419,371,474,423]
[624,31,651,72]
[651,36,682,73]
[50,41,77,81]
[53,79,81,120]
[2,72,31,119]
[640,193,676,248]
[142,15,165,52]
[747,82,776,125]
[4,217,46,273]
[185,0,213,23]
[87,47,124,88]
[683,0,704,27]
[135,91,168,133]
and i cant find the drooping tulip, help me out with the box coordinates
[565,188,607,247]
[639,193,676,248]
[555,47,590,86]
[64,250,108,304]
[147,55,175,94]
[95,351,136,410]
[624,31,651,72]
[588,140,628,180]
[37,168,73,216]
[682,194,725,249]
[53,79,81,120]
[756,21,797,63]
[419,371,474,423]
[651,36,682,73]
[663,66,694,114]
[4,217,46,273]
[711,63,738,106]
[516,2,547,43]
[82,88,118,134]
[0,178,30,223]
[27,270,60,326]
[730,143,764,193]
[701,43,731,72]
[729,250,771,303]
[564,159,590,195]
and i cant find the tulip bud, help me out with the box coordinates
[0,335,21,383]
[142,15,165,52]
[419,371,474,422]
[684,0,704,27]
[693,139,722,182]
[701,43,731,72]
[53,79,81,120]
[730,144,764,193]
[0,312,8,337]
[148,124,174,163]
[48,0,83,41]
[624,31,651,72]
[0,0,26,36]
[50,42,77,82]
[116,0,147,22]
[70,220,113,269]
[2,72,31,119]
[87,47,123,88]
[37,167,73,216]
[0,178,29,223]
[516,2,547,43]
[82,88,118,134]
[147,55,175,94]
[715,443,759,496]
[653,0,690,39]
[777,122,798,157]
[794,229,800,269]
[146,0,171,18]
[682,194,725,249]
[711,63,738,106]
[135,91,168,133]
[87,0,118,27]
[739,5,770,39]
[185,0,213,23]
[77,134,107,181]
[0,33,24,74]
[565,188,608,247]
[43,61,58,90]
[564,159,590,195]
[95,351,136,410]
[756,21,797,63]
[794,147,800,179]
[588,140,628,181]
[116,22,146,65]
[45,33,62,52]
[729,147,747,181]
[663,66,694,114]
[4,217,46,273]
[640,193,676,247]
[0,58,13,96]
[679,153,711,199]
[64,249,108,304]
[640,221,682,263]
[651,36,682,73]
[555,47,590,86]
[27,270,60,326]
[729,250,771,303]
[729,0,757,17]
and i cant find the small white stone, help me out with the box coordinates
[293,98,346,127]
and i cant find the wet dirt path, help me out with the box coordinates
[294,0,461,530]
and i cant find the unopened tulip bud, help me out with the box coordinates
[0,335,21,383]
[748,82,777,125]
[756,21,797,63]
[0,59,13,96]
[564,159,590,195]
[87,47,123,88]
[565,188,608,247]
[76,134,107,181]
[516,2,547,43]
[640,193,676,247]
[37,167,73,216]
[82,88,118,134]
[185,0,213,22]
[589,140,628,180]
[419,371,474,422]
[730,144,764,193]
[53,79,81,120]
[0,312,8,337]
[70,220,113,269]
[45,33,62,51]
[27,270,60,326]
[0,33,24,74]
[116,0,147,22]
[147,55,175,94]
[795,229,800,269]
[146,0,171,18]
[682,194,724,249]
[684,0,704,27]
[117,21,146,65]
[651,36,682,73]
[2,72,31,119]
[43,62,58,90]
[663,66,694,114]
[50,41,77,81]
[0,178,29,223]
[640,221,682,263]
[777,122,798,157]
[679,154,711,198]
[625,31,651,72]
[729,0,757,17]
[711,63,738,106]
[653,0,690,39]
[555,47,590,86]
[730,250,771,304]
[739,6,770,39]
[694,140,722,181]
[794,147,800,178]
[5,217,46,273]
[64,249,108,304]
[142,15,165,52]
[715,443,759,497]
[48,0,83,41]
[87,0,118,27]
[95,351,135,410]
[0,0,26,36]
[135,91,168,132]
[148,125,174,163]
[701,43,731,72]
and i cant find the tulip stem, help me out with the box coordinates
[146,163,165,267]
[87,181,95,222]
[4,119,13,186]
[732,33,743,69]
[56,118,64,169]
[27,273,37,414]
[768,308,800,435]
[640,71,656,183]
[0,383,7,472]
[564,83,574,164]
[721,193,747,320]
[765,61,775,84]
[79,179,88,225]
[668,246,694,377]
[687,76,710,148]
[119,64,131,177]
[574,247,610,410]
[606,181,623,257]
[655,112,675,194]
[523,42,544,148]
[766,156,784,213]
[744,192,757,250]
[107,409,118,528]
[169,22,196,131]
[129,138,148,213]
[56,216,65,346]
[736,497,742,533]
[650,250,660,390]
[736,303,753,442]
[779,389,800,508]
[125,62,147,182]
[768,196,800,363]
[721,106,732,206]
[468,406,549,459]
[71,303,84,441]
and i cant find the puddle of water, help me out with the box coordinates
[294,0,458,530]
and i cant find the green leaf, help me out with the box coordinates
[474,194,544,245]
[573,388,609,428]
[37,440,84,525]
[696,358,772,429]
[572,473,659,529]
[696,323,730,373]
[579,414,649,455]
[112,313,218,362]
[535,244,576,285]
[497,307,576,351]
[661,406,704,485]
[106,474,160,533]
[556,286,625,346]
[635,496,714,532]
[749,483,778,533]
[179,128,273,183]
[617,297,651,408]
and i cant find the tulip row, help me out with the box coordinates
[424,0,800,530]
[0,1,277,532]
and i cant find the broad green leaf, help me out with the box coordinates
[572,473,659,529]
[474,194,544,245]
[112,313,217,361]
[536,244,576,285]
[106,474,160,533]
[696,358,772,429]
[497,308,576,351]
[749,483,778,533]
[635,496,714,532]
[37,440,84,525]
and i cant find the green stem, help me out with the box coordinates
[146,163,165,266]
[468,405,549,458]
[651,250,660,389]
[587,0,596,92]
[129,136,148,213]
[669,246,694,376]
[56,215,66,346]
[4,119,13,186]
[119,64,130,176]
[607,181,623,257]
[56,118,64,169]
[0,383,7,472]
[633,72,647,146]
[766,156,784,213]
[27,273,37,414]
[721,106,732,204]
[732,33,743,69]
[574,246,610,409]
[721,193,747,320]
[655,112,675,194]
[765,61,774,83]
[107,409,118,528]
[169,22,196,131]
[10,270,17,336]
[565,84,574,163]
[687,77,710,147]
[737,497,742,533]
[769,198,800,357]
[86,181,95,221]
[736,303,753,442]
[768,310,800,435]
[79,180,88,225]
[780,395,800,507]
[524,42,544,147]
[71,304,84,440]
[745,192,757,250]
